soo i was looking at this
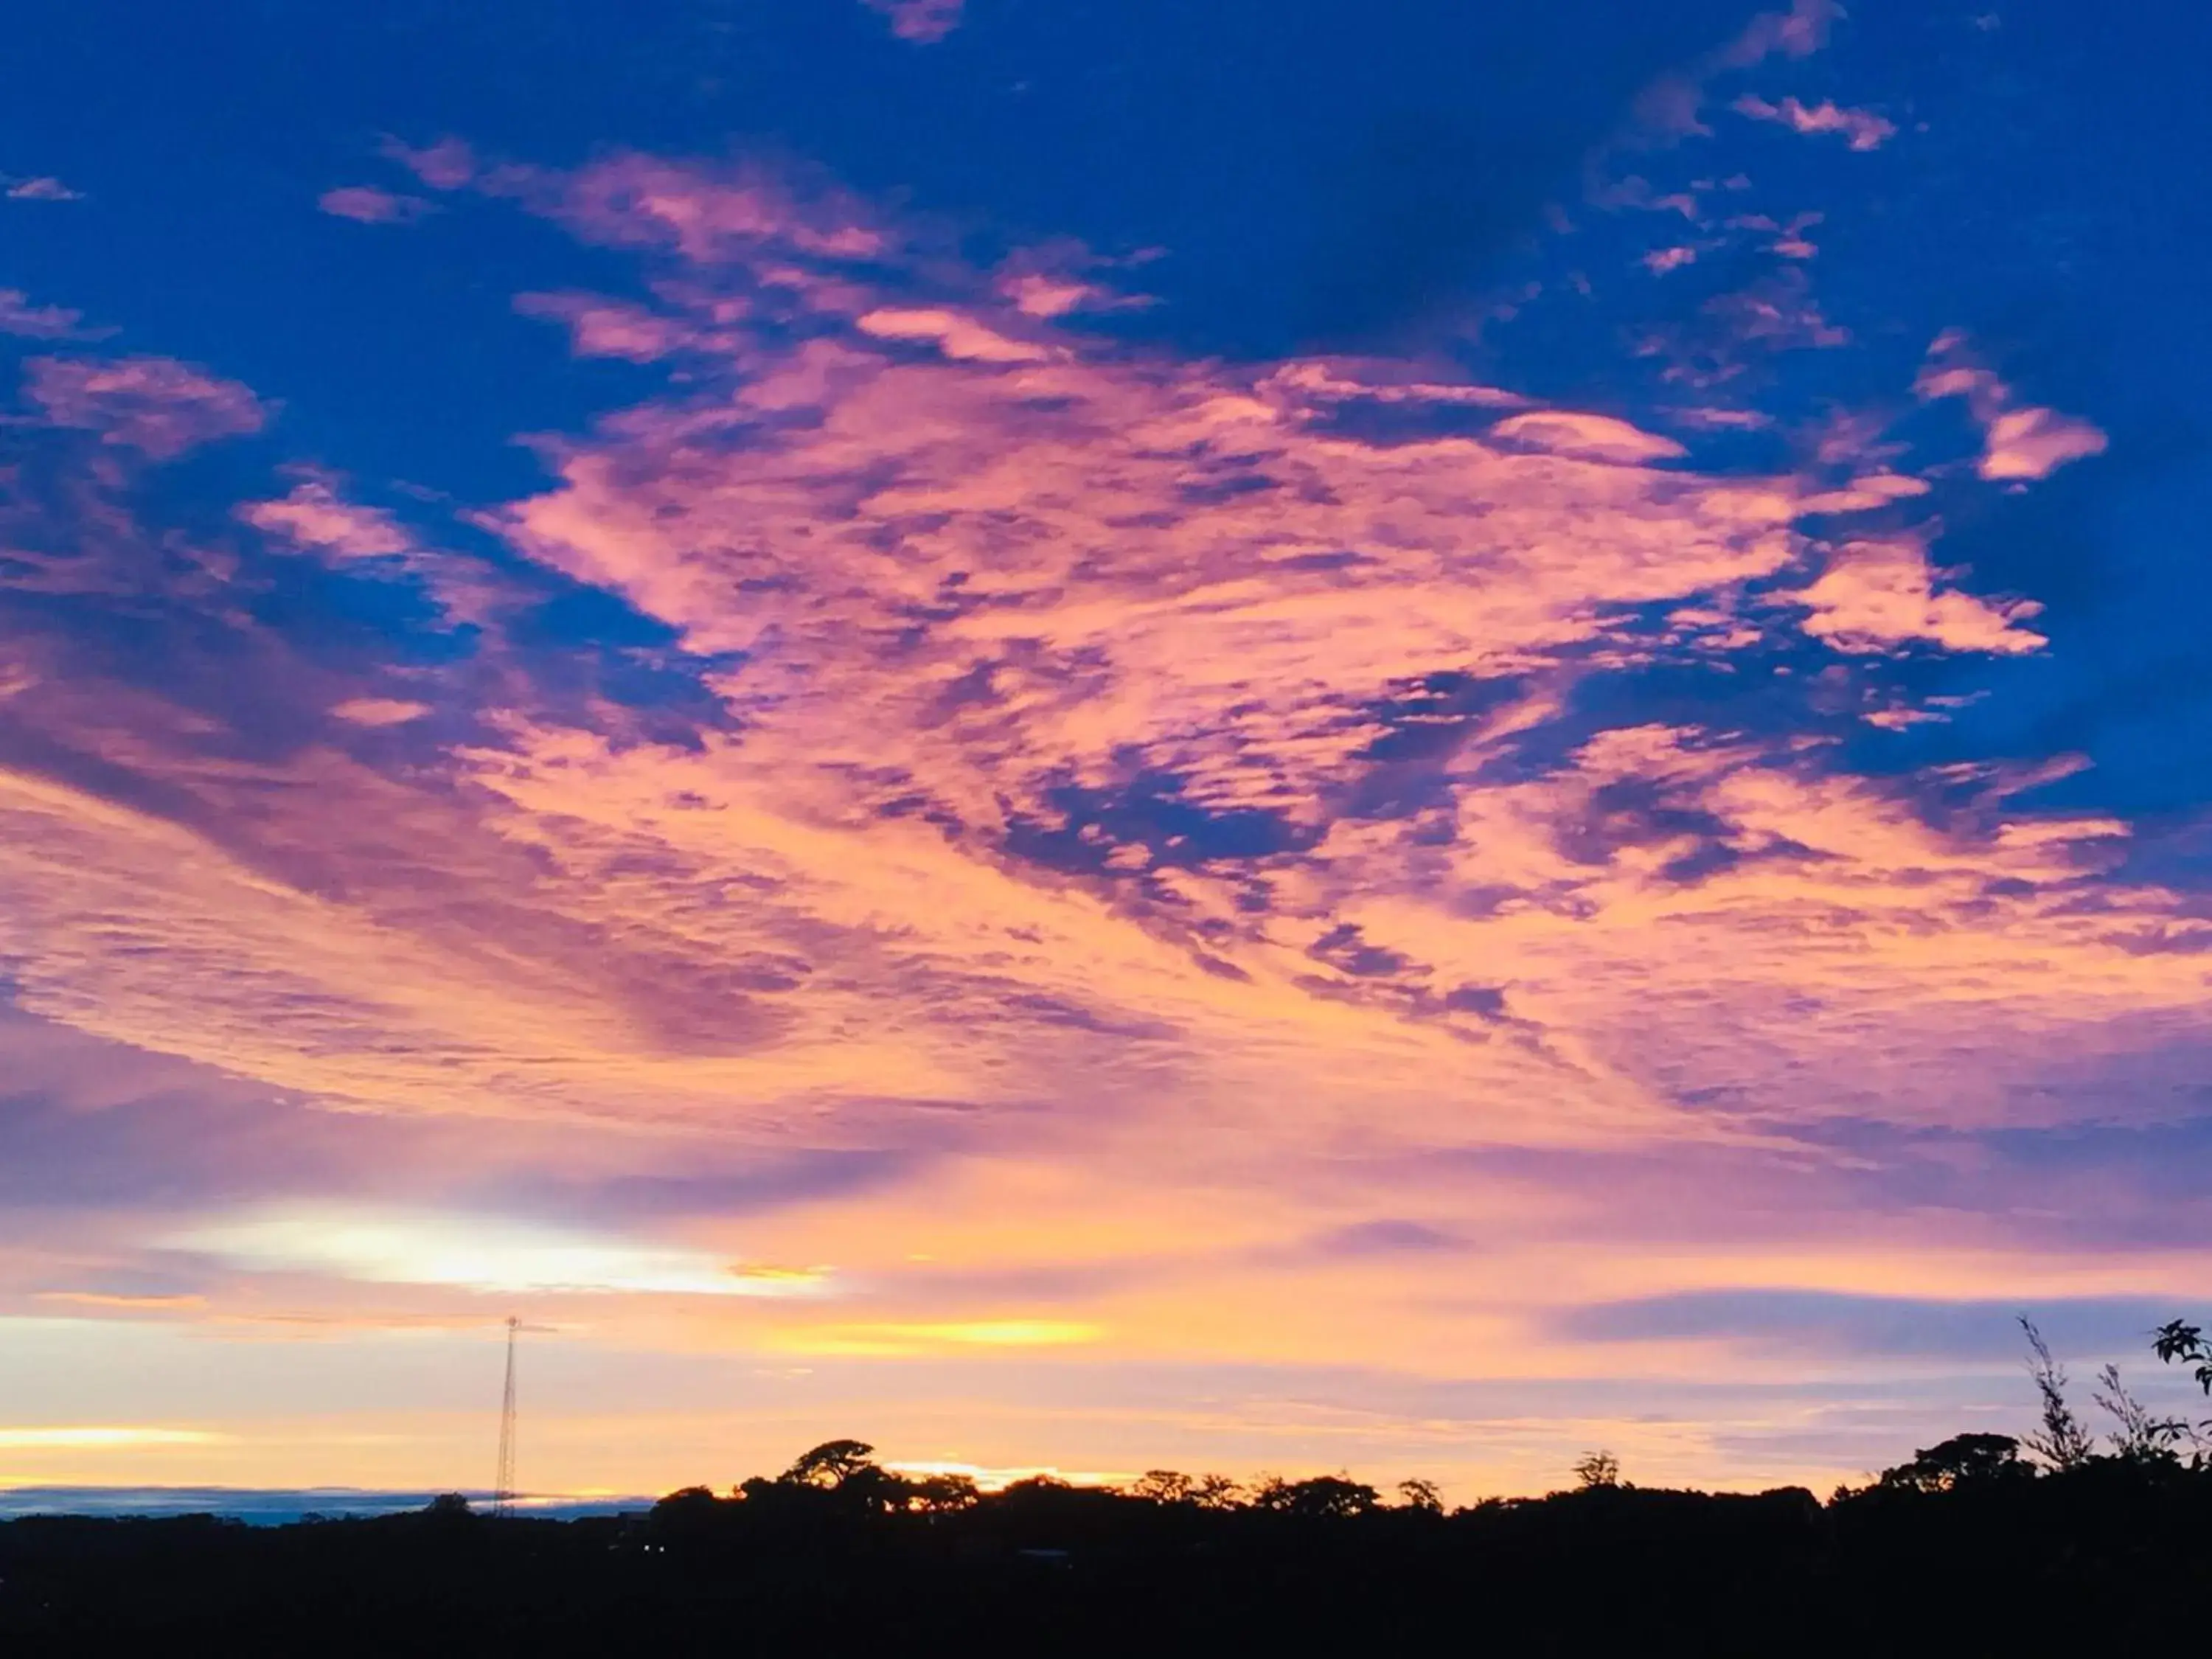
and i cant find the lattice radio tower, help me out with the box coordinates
[493,1315,521,1516]
[491,1315,554,1516]
[491,1315,557,1516]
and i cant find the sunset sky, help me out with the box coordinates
[4,0,2211,1506]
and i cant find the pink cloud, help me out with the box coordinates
[1489,410,1688,463]
[515,291,700,361]
[21,355,266,459]
[4,175,84,202]
[855,306,1052,362]
[240,479,414,557]
[1632,270,1850,389]
[1790,538,2047,655]
[1643,245,1701,275]
[1001,273,1108,318]
[1719,0,1841,68]
[330,697,434,727]
[863,0,965,43]
[233,476,507,630]
[318,185,434,225]
[1626,0,1843,141]
[1916,332,2109,482]
[1733,94,1897,151]
[992,251,1158,321]
[1258,361,1526,409]
[380,136,477,191]
[1980,406,2110,481]
[0,288,109,341]
[510,152,891,265]
[1664,406,1775,432]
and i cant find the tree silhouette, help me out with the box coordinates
[2154,1319,2212,1396]
[1190,1473,1242,1509]
[782,1439,881,1489]
[1130,1470,1197,1504]
[2019,1317,2095,1471]
[18,1420,2212,1652]
[2091,1363,2189,1463]
[1572,1450,1621,1489]
[1250,1475,1379,1517]
[908,1473,981,1513]
[1878,1433,2030,1493]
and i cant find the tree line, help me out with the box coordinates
[11,1313,2212,1652]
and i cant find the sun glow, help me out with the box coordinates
[168,1208,832,1299]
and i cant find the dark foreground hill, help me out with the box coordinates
[8,1449,2212,1657]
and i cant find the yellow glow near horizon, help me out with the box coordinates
[771,1321,1105,1356]
[0,1427,225,1450]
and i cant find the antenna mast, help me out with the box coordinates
[493,1314,519,1517]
